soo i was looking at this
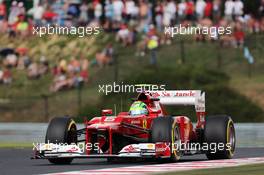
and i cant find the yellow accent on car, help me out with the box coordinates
[142,119,147,129]
[147,144,154,149]
[171,120,180,160]
[226,119,234,157]
[68,120,76,131]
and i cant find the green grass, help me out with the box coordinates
[161,163,264,175]
[0,142,32,148]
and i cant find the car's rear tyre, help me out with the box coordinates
[151,117,182,162]
[45,116,77,164]
[204,115,236,160]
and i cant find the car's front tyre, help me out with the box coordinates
[151,117,182,162]
[45,116,77,164]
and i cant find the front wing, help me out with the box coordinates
[32,142,171,159]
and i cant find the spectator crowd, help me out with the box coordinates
[0,47,90,92]
[0,0,264,90]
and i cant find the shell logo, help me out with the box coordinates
[147,144,154,149]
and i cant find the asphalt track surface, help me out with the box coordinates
[1,147,264,175]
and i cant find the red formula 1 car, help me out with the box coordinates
[33,90,236,164]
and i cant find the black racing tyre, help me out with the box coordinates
[204,115,236,160]
[151,117,182,162]
[45,117,77,164]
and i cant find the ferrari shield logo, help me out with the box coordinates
[143,119,147,129]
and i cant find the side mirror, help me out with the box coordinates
[102,109,113,116]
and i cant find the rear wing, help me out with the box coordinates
[147,90,205,112]
[147,90,205,128]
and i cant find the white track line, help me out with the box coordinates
[45,157,264,175]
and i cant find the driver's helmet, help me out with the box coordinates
[129,101,148,116]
